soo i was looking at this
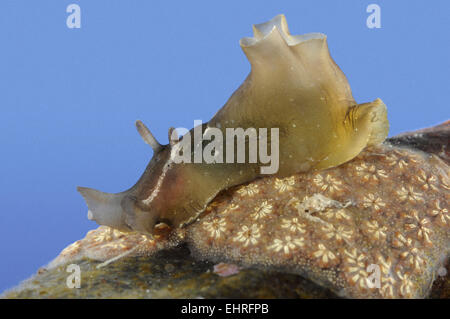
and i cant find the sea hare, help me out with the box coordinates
[77,14,389,234]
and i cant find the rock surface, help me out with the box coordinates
[2,122,449,299]
[3,246,337,299]
[387,120,450,165]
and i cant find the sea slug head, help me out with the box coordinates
[77,120,177,234]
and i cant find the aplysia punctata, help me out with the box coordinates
[78,15,389,235]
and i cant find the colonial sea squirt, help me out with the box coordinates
[78,15,389,235]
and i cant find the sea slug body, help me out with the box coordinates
[78,14,389,235]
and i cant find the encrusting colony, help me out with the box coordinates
[50,143,450,299]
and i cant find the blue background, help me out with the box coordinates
[0,0,448,293]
